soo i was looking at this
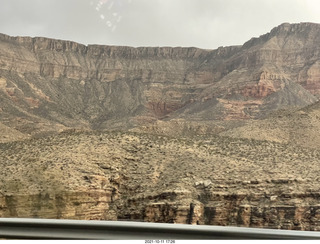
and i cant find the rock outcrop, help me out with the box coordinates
[1,23,320,139]
[1,131,320,230]
[2,23,320,230]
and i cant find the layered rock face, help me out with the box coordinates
[0,34,220,135]
[1,131,320,230]
[2,22,320,230]
[1,23,320,139]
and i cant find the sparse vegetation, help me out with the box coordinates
[0,130,320,227]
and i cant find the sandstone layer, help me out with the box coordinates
[1,131,320,230]
[1,23,320,230]
[1,23,320,139]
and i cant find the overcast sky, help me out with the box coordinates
[1,0,320,49]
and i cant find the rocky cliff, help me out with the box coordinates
[2,22,320,230]
[1,131,320,230]
[1,23,320,139]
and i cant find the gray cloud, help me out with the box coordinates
[1,0,320,49]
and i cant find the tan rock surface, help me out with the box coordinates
[220,100,320,149]
[1,23,320,138]
[0,131,320,229]
[2,23,320,230]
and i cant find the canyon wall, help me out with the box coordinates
[1,130,320,230]
[2,180,320,231]
[2,23,320,230]
[1,23,320,138]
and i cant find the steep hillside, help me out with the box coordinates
[1,23,320,138]
[220,100,320,149]
[0,121,28,143]
[172,22,320,120]
[1,130,320,230]
[2,23,320,230]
